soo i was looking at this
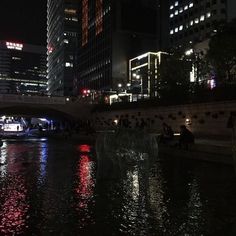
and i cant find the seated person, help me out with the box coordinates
[159,122,174,144]
[179,125,194,149]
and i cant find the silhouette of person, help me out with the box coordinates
[160,122,174,144]
[179,125,194,149]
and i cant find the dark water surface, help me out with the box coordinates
[0,138,236,235]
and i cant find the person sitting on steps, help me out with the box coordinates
[179,125,194,149]
[159,122,174,144]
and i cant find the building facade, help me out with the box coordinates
[77,0,158,93]
[0,41,47,95]
[129,51,192,99]
[47,0,78,96]
[129,52,169,99]
[168,0,236,50]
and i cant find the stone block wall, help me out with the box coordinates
[91,100,236,139]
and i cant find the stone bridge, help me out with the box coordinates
[0,94,94,120]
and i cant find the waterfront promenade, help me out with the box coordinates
[159,137,233,165]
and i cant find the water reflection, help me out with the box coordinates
[0,139,235,235]
[149,162,170,234]
[119,164,150,235]
[39,142,48,184]
[0,141,29,235]
[75,148,96,231]
[183,177,204,235]
[0,141,7,178]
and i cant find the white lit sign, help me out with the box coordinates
[6,42,23,50]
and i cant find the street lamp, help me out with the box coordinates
[132,73,143,96]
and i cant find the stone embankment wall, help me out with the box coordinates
[92,100,236,139]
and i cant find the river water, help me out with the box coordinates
[0,138,236,235]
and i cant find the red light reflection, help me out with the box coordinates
[76,155,94,198]
[78,144,91,153]
[0,179,28,235]
[0,144,29,235]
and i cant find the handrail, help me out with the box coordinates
[0,94,66,105]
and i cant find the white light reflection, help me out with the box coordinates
[0,141,7,178]
[39,142,48,182]
[149,163,169,232]
[130,169,139,201]
[184,178,204,234]
[119,165,150,235]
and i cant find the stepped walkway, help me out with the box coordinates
[158,136,234,165]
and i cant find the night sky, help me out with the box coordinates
[0,0,47,46]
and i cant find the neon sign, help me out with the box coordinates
[6,42,23,51]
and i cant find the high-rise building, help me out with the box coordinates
[168,0,236,49]
[47,0,78,96]
[77,0,158,93]
[0,41,47,95]
[157,0,170,51]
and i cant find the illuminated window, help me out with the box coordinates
[200,15,205,21]
[170,13,174,18]
[175,1,178,6]
[48,45,53,54]
[65,62,73,67]
[12,57,21,60]
[190,20,194,26]
[65,8,77,15]
[170,30,174,34]
[175,10,178,15]
[184,5,188,10]
[179,25,183,31]
[189,3,193,8]
[175,27,178,32]
[179,7,183,13]
[72,17,78,22]
[194,18,199,24]
[170,5,174,10]
[206,12,211,18]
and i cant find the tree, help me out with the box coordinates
[158,52,191,102]
[207,19,236,84]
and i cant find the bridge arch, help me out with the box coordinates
[0,94,94,120]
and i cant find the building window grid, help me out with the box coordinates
[169,1,194,18]
[170,6,212,36]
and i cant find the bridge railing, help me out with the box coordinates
[0,94,66,105]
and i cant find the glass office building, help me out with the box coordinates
[77,0,158,93]
[0,41,47,95]
[47,0,78,96]
[168,0,236,48]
